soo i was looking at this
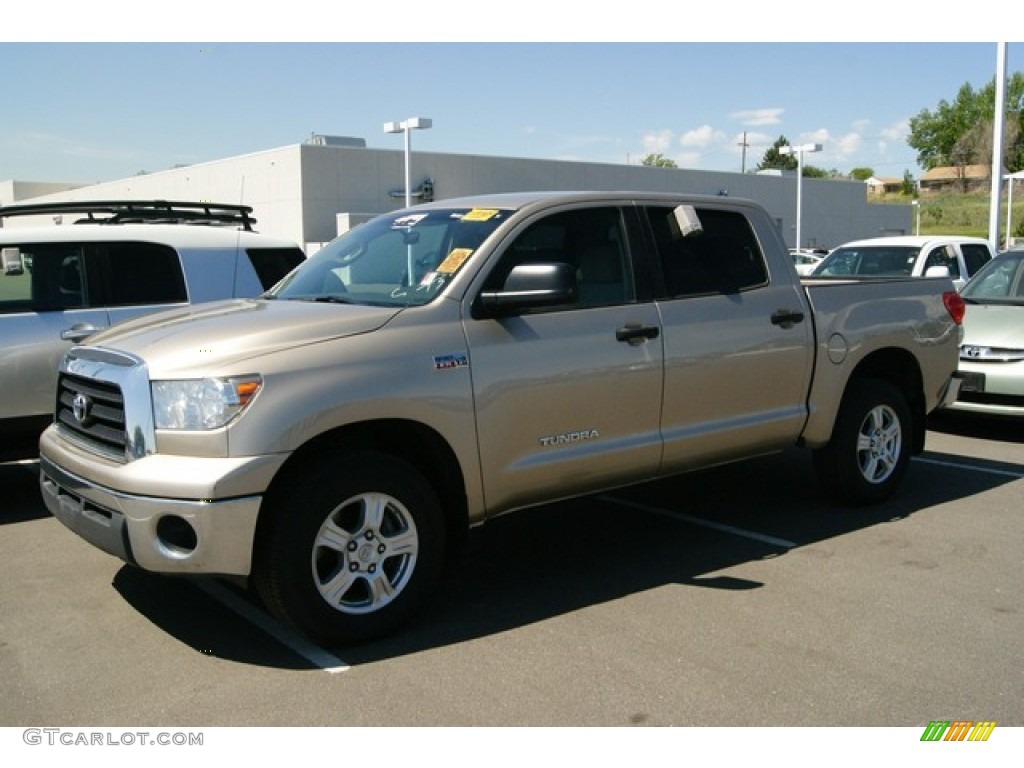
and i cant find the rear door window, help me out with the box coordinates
[643,206,768,297]
[246,247,306,290]
[96,242,187,306]
[961,243,992,276]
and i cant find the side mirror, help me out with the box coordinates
[925,265,951,278]
[475,263,577,317]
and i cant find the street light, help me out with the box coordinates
[778,143,822,250]
[383,117,433,209]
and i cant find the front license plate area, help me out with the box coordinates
[959,371,986,393]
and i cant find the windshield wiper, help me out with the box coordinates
[305,295,354,304]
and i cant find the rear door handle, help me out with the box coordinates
[616,324,660,345]
[770,309,805,329]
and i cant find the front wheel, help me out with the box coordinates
[253,451,445,645]
[813,379,912,506]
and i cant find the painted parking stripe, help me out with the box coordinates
[195,579,350,674]
[597,495,798,549]
[914,455,1024,479]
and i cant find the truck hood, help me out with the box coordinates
[85,298,402,372]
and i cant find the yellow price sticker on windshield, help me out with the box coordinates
[462,209,499,222]
[437,248,473,274]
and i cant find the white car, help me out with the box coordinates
[790,248,826,276]
[0,200,306,461]
[811,235,993,289]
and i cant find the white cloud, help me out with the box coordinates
[835,132,863,159]
[642,129,674,153]
[730,108,785,126]
[679,124,725,148]
[877,118,910,154]
[676,151,702,167]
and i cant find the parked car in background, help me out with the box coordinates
[811,235,993,289]
[944,249,1024,418]
[790,248,827,276]
[0,200,306,461]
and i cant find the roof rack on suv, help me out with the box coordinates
[0,200,257,231]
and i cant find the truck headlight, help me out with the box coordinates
[152,376,262,430]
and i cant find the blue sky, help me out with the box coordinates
[1,25,1020,184]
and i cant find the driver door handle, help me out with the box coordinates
[61,324,100,342]
[616,324,660,345]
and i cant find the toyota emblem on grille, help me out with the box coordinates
[962,346,983,359]
[72,393,93,425]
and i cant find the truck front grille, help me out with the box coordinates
[56,373,127,460]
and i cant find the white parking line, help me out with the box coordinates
[194,579,350,674]
[597,495,798,549]
[914,455,1024,479]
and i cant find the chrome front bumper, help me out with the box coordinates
[39,452,265,577]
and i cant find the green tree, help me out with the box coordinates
[902,170,916,196]
[757,135,798,172]
[908,73,1024,173]
[849,167,875,181]
[641,153,677,168]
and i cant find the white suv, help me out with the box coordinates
[0,200,305,461]
[811,235,993,289]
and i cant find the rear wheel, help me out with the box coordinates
[253,451,445,645]
[813,379,912,505]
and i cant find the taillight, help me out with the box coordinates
[943,291,966,325]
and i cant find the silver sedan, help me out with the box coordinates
[946,249,1024,417]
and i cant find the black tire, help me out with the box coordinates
[253,451,445,645]
[813,378,912,506]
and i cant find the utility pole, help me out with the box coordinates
[738,131,749,174]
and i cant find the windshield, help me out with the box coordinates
[961,251,1024,305]
[813,245,919,277]
[267,207,511,307]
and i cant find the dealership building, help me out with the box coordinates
[1,135,911,253]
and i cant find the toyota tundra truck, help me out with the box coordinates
[38,191,965,644]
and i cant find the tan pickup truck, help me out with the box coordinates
[38,191,965,644]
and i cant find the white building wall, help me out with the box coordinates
[0,180,89,208]
[3,147,308,246]
[4,142,912,252]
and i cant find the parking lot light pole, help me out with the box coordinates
[383,117,433,208]
[1006,171,1024,250]
[779,143,822,250]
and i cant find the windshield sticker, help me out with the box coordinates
[436,248,473,274]
[461,208,499,222]
[393,214,428,228]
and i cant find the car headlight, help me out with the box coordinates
[152,375,262,430]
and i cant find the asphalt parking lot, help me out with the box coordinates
[1,412,1021,729]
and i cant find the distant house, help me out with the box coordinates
[919,164,990,194]
[864,176,904,196]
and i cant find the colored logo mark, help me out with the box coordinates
[920,720,996,742]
